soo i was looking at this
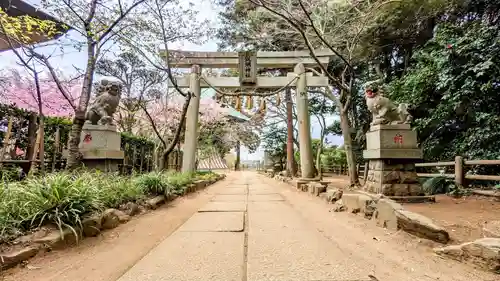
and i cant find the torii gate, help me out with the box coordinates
[164,50,332,178]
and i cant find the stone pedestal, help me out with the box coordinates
[78,124,124,172]
[363,124,425,197]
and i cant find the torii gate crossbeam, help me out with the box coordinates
[162,50,333,68]
[166,50,331,178]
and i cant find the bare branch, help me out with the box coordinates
[97,0,147,42]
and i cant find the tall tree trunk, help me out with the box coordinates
[316,136,324,180]
[160,94,192,171]
[66,43,97,170]
[234,140,241,171]
[34,71,45,175]
[340,108,359,186]
[285,87,296,177]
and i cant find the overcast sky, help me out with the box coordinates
[0,0,342,161]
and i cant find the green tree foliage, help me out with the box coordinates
[262,124,287,168]
[321,145,347,168]
[389,21,500,161]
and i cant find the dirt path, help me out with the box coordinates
[404,194,500,243]
[1,173,234,281]
[4,172,498,281]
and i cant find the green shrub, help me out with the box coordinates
[98,176,145,208]
[422,176,469,197]
[132,172,171,196]
[0,170,209,242]
[165,172,195,195]
[0,172,102,237]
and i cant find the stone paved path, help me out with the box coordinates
[116,172,498,281]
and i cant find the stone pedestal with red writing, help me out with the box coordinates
[78,124,124,172]
[362,124,425,196]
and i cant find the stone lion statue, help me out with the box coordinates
[85,79,122,125]
[363,79,412,126]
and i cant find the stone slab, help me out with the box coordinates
[198,201,247,212]
[369,123,411,131]
[248,188,278,194]
[80,149,124,159]
[211,195,247,202]
[178,212,244,232]
[246,230,367,281]
[216,188,247,195]
[117,232,244,281]
[226,184,248,188]
[249,208,309,231]
[247,201,291,213]
[366,128,418,150]
[248,194,284,201]
[79,124,121,150]
[363,148,423,159]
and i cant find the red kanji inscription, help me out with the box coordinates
[393,133,403,144]
[83,133,92,143]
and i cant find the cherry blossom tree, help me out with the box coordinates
[0,69,81,118]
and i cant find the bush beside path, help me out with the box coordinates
[0,170,226,270]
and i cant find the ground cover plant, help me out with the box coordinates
[0,170,220,243]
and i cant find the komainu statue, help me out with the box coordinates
[85,79,122,126]
[364,80,412,126]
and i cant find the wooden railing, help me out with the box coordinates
[323,157,500,188]
[320,163,366,180]
[415,156,500,187]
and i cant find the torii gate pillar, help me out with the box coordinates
[182,65,201,172]
[294,63,315,178]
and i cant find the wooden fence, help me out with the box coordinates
[320,163,366,180]
[321,157,500,188]
[415,156,500,187]
[0,120,182,176]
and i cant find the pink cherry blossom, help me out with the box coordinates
[0,69,80,117]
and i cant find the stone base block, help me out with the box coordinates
[363,159,424,197]
[81,158,123,173]
[363,148,422,159]
[79,124,121,151]
[364,181,425,196]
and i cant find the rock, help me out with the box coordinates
[408,184,425,196]
[307,183,323,195]
[186,184,195,193]
[146,195,166,209]
[117,212,131,223]
[434,238,500,272]
[0,246,40,269]
[341,194,361,213]
[359,195,375,215]
[13,227,53,246]
[82,215,102,237]
[342,193,374,214]
[296,180,307,191]
[102,209,129,229]
[331,200,346,212]
[395,210,450,244]
[194,180,206,190]
[393,184,409,196]
[364,201,377,219]
[483,221,500,238]
[373,198,404,230]
[33,227,79,249]
[121,202,141,216]
[313,183,327,196]
[326,188,344,203]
